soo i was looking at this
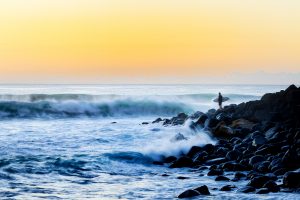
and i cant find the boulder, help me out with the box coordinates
[169,156,193,168]
[249,155,265,167]
[178,189,200,198]
[226,150,240,161]
[194,185,210,195]
[252,135,267,147]
[263,180,280,192]
[187,146,202,158]
[238,186,256,193]
[220,185,236,191]
[207,169,224,176]
[215,175,230,181]
[213,124,234,138]
[256,188,270,194]
[283,171,300,188]
[247,176,274,188]
[152,118,162,123]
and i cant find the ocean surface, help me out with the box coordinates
[0,84,298,199]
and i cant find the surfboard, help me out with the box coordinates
[213,97,229,102]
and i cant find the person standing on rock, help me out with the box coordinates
[218,92,223,109]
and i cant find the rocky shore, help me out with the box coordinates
[152,85,300,198]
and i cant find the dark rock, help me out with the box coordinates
[231,119,255,131]
[238,186,256,193]
[170,133,187,142]
[283,171,300,188]
[142,122,149,125]
[187,146,202,158]
[232,172,247,181]
[249,155,265,167]
[164,156,177,163]
[194,185,210,195]
[196,114,208,126]
[198,166,208,170]
[152,118,162,123]
[202,144,215,154]
[263,180,280,192]
[177,176,189,180]
[252,135,267,146]
[215,175,230,181]
[256,188,270,194]
[207,169,224,176]
[213,124,234,138]
[193,151,208,162]
[169,156,193,168]
[178,189,200,198]
[220,185,236,191]
[247,176,273,188]
[205,118,220,128]
[152,161,164,165]
[222,162,248,171]
[189,111,204,120]
[226,150,240,161]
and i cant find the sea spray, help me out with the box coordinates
[142,120,216,161]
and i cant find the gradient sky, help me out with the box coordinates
[0,0,299,84]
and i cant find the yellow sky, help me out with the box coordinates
[0,0,299,83]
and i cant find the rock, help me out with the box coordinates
[249,155,265,167]
[213,124,234,138]
[247,176,273,188]
[196,114,208,126]
[177,176,189,180]
[207,169,224,176]
[194,185,210,195]
[178,189,200,198]
[231,119,255,130]
[171,113,188,125]
[283,171,300,188]
[152,118,162,123]
[193,151,208,163]
[263,180,280,192]
[220,185,236,191]
[238,186,256,193]
[141,122,149,125]
[187,146,202,158]
[222,162,248,171]
[189,111,204,120]
[226,150,240,161]
[256,188,270,194]
[164,156,177,163]
[170,133,188,142]
[169,156,193,168]
[252,135,267,146]
[202,144,215,154]
[232,172,247,181]
[215,175,230,181]
[205,118,220,128]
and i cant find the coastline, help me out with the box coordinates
[151,84,300,198]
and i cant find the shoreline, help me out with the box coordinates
[152,84,300,198]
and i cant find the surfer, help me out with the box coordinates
[218,92,223,109]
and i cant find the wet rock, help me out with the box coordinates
[187,146,202,158]
[232,172,247,181]
[164,156,177,163]
[220,185,236,191]
[247,176,273,188]
[283,171,300,188]
[222,162,248,171]
[170,133,187,142]
[205,118,220,128]
[196,114,208,126]
[249,155,265,167]
[252,135,267,146]
[194,185,210,195]
[231,119,255,131]
[178,189,200,198]
[169,156,193,168]
[141,122,149,125]
[189,111,204,120]
[207,169,224,176]
[177,176,189,180]
[226,150,239,161]
[152,118,162,123]
[238,186,256,193]
[202,144,215,154]
[213,124,234,138]
[263,180,280,192]
[256,188,270,194]
[171,113,188,125]
[215,175,230,181]
[193,151,208,163]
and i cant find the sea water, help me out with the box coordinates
[0,84,298,199]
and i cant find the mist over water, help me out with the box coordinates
[0,84,295,199]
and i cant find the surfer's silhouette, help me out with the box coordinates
[218,92,223,109]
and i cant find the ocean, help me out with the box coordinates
[0,84,298,199]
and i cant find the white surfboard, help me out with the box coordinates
[213,97,229,102]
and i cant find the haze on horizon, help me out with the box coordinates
[0,0,299,84]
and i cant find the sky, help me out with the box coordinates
[0,0,299,84]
